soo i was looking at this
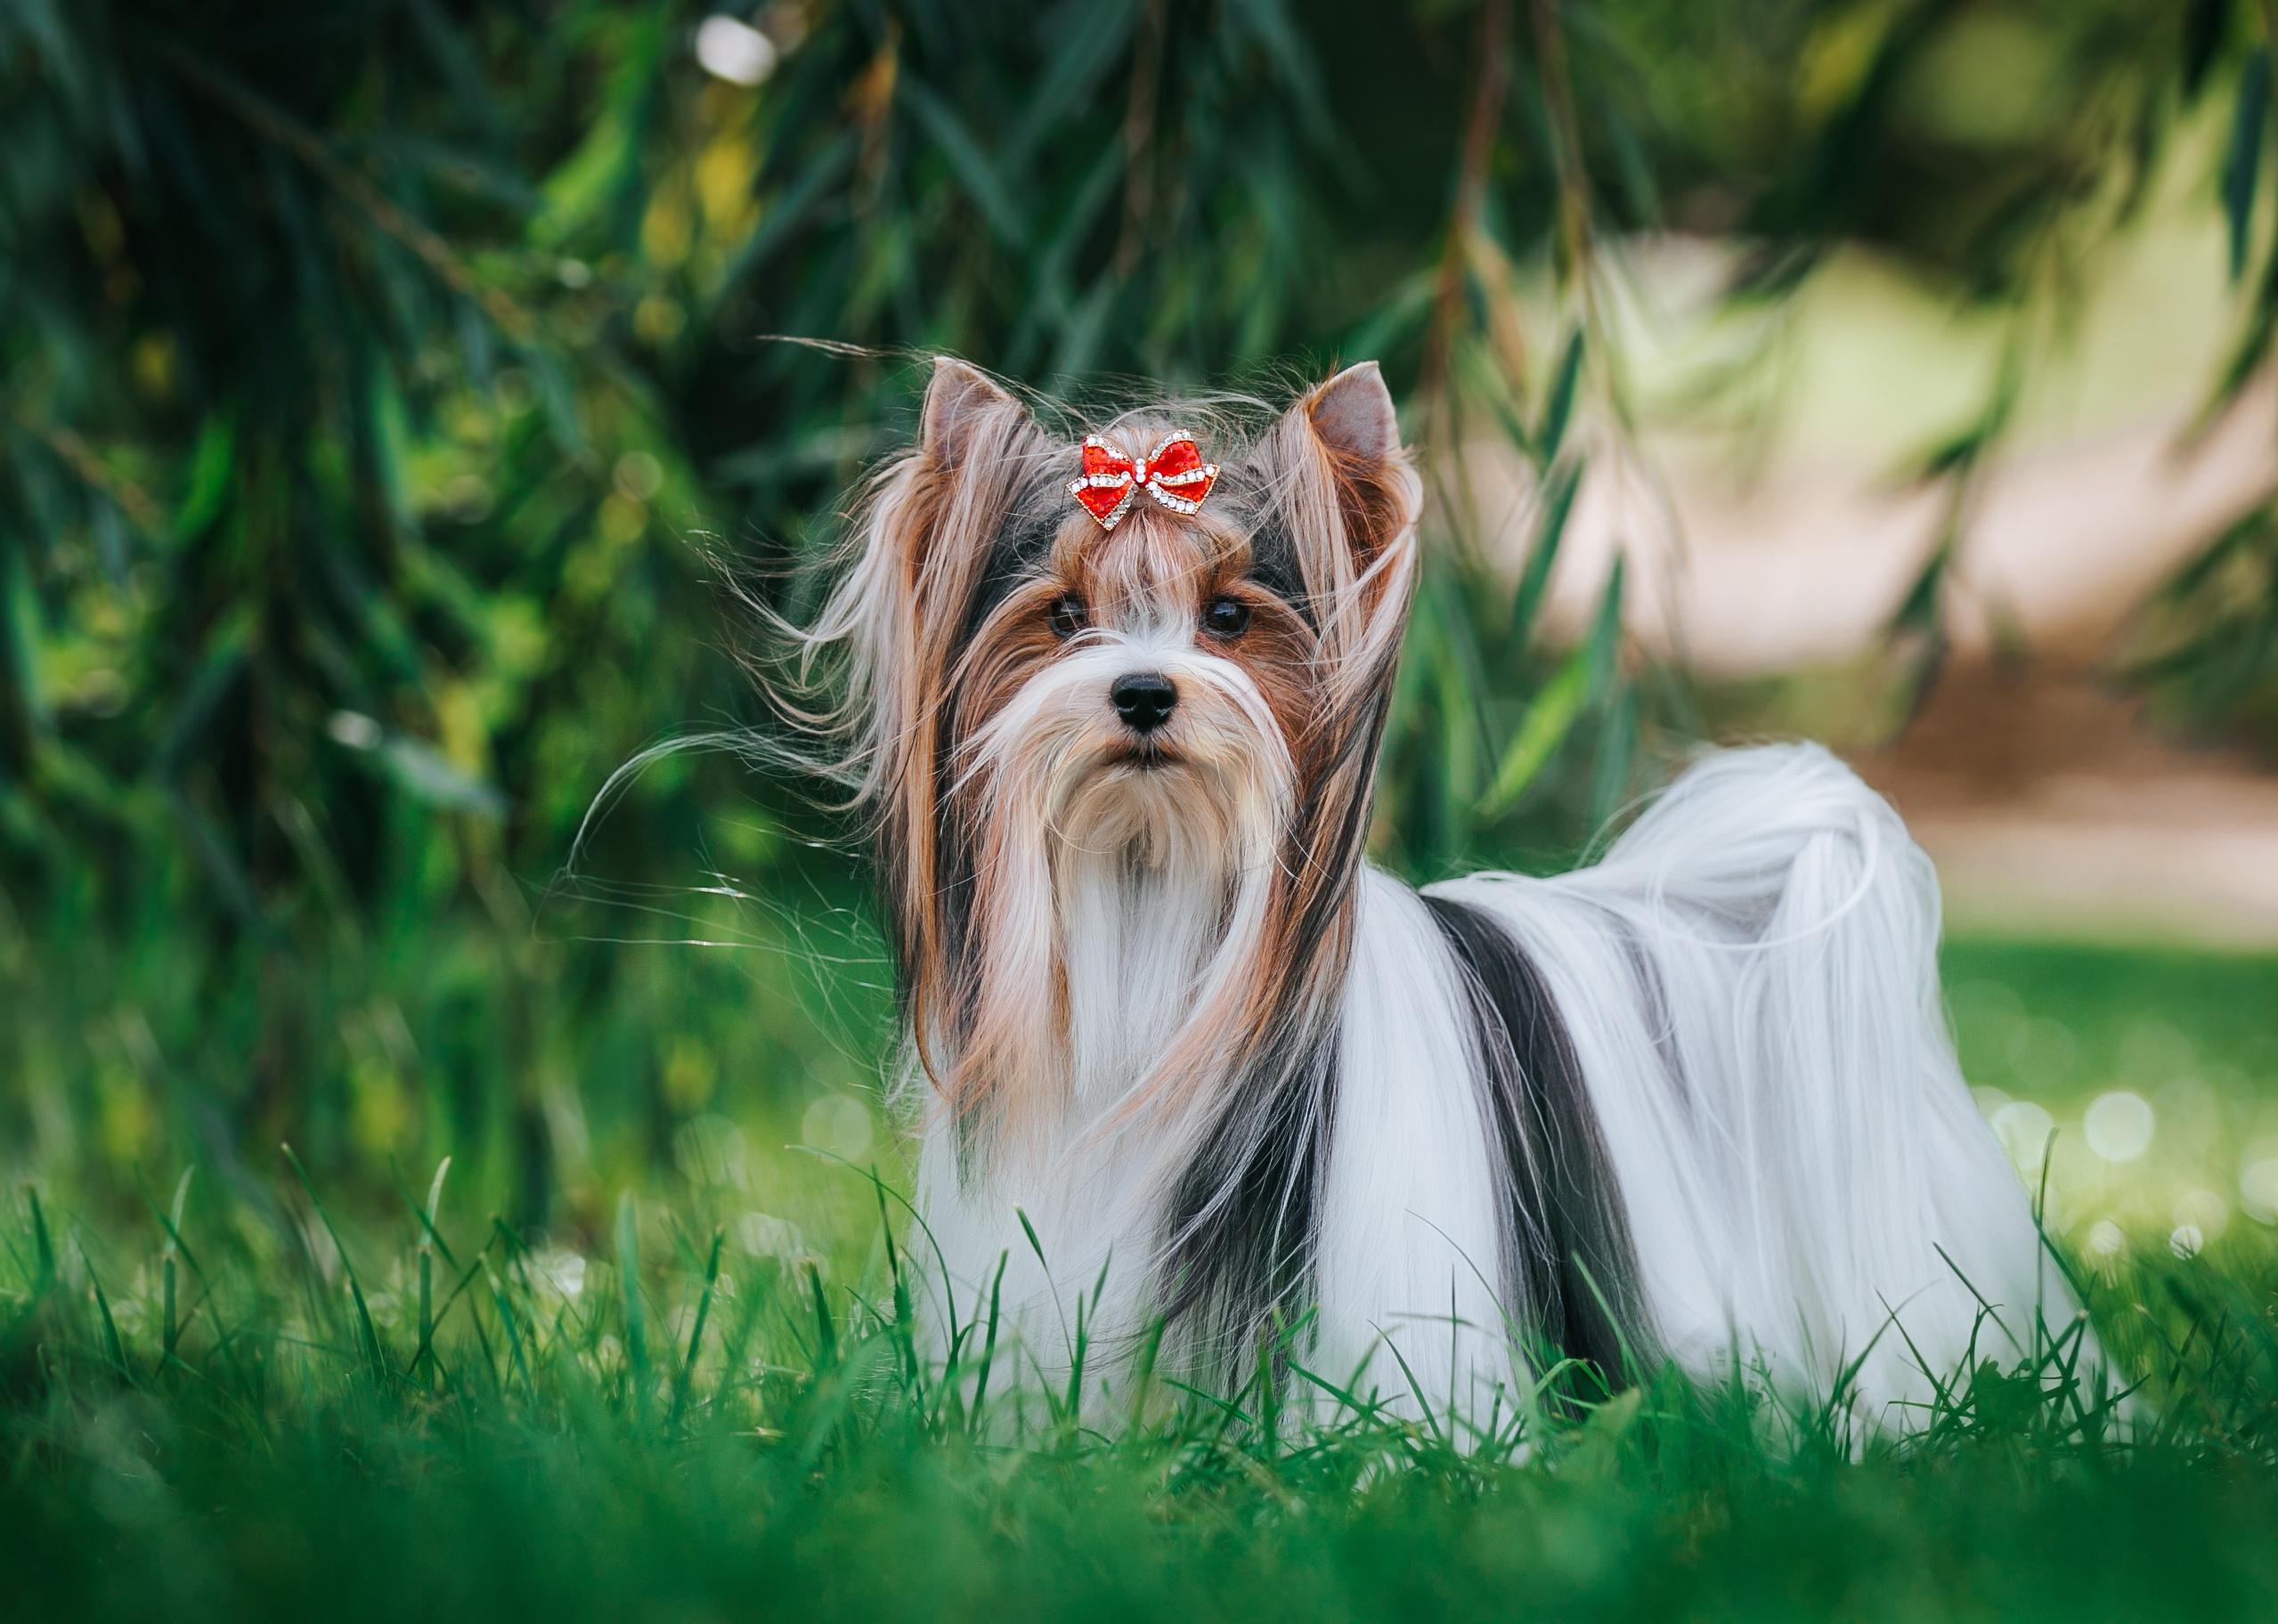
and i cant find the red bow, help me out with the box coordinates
[1067,432,1219,531]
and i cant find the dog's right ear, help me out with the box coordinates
[902,357,1039,585]
[919,357,1029,470]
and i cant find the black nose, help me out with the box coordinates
[1110,672,1178,735]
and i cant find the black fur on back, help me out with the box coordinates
[1422,894,1656,1384]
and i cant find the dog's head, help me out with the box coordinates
[810,359,1419,1142]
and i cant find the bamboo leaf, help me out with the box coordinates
[2181,0,2228,102]
[2223,51,2271,284]
[1538,326,1586,463]
[899,79,1028,247]
[1478,644,1590,818]
[26,1188,55,1297]
[1510,457,1584,654]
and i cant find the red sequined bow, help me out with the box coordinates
[1066,432,1219,531]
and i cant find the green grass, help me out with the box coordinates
[4,934,2277,1621]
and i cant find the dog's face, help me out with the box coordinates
[821,360,1420,1140]
[950,425,1315,885]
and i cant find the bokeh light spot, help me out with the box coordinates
[1989,1100,2055,1168]
[696,16,778,85]
[2083,1090,2155,1163]
[2172,1189,2230,1244]
[801,1092,874,1162]
[2240,1157,2278,1225]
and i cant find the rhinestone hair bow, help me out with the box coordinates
[1066,432,1219,532]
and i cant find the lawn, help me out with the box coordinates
[4,932,2275,1621]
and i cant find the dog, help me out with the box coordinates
[785,355,2087,1436]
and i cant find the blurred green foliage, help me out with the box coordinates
[4,0,2277,1211]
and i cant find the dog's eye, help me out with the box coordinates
[1201,597,1251,639]
[1047,594,1087,639]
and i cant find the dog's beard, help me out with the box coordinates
[946,642,1294,1149]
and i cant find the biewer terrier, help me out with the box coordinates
[789,356,2083,1433]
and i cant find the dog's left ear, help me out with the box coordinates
[1278,361,1419,605]
[1306,360,1401,467]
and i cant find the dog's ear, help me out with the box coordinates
[920,357,1029,470]
[891,357,1044,599]
[1300,361,1413,559]
[1306,360,1401,467]
[1273,361,1419,623]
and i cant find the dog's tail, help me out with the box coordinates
[1436,743,2098,1428]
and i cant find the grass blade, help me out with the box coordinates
[281,1142,388,1384]
[671,1228,725,1425]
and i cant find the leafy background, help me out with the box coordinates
[12,0,2274,1209]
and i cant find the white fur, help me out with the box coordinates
[912,743,2084,1434]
